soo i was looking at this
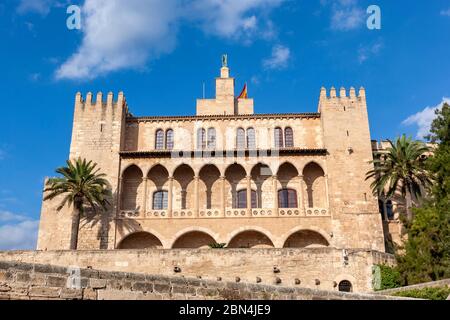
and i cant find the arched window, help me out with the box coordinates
[378,199,386,220]
[197,128,206,150]
[155,129,164,150]
[285,127,294,147]
[153,190,168,210]
[386,200,394,220]
[278,189,297,208]
[165,129,174,150]
[235,190,257,208]
[207,128,216,149]
[247,127,256,149]
[236,128,246,149]
[274,127,283,148]
[338,280,353,292]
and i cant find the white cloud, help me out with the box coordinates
[56,0,285,80]
[263,44,291,70]
[402,97,450,139]
[17,0,67,16]
[441,9,450,17]
[325,0,365,31]
[0,211,39,251]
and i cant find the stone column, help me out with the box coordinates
[324,174,330,209]
[272,175,279,216]
[220,176,226,217]
[194,176,200,218]
[246,175,252,216]
[117,177,122,217]
[142,177,148,215]
[168,176,174,217]
[298,175,305,215]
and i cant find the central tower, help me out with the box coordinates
[196,56,254,116]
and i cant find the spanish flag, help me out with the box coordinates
[237,83,248,99]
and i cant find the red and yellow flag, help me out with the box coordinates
[237,83,248,99]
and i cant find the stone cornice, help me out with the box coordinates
[126,113,321,123]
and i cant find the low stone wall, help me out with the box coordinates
[0,261,412,300]
[0,248,395,293]
[376,279,450,295]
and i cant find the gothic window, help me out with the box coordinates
[207,128,216,149]
[197,128,206,150]
[247,127,256,149]
[236,128,246,149]
[235,189,257,208]
[153,190,168,210]
[166,129,174,150]
[285,127,294,147]
[155,129,164,150]
[338,280,353,292]
[274,127,284,148]
[278,189,298,208]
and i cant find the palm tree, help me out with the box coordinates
[366,135,432,222]
[44,158,112,250]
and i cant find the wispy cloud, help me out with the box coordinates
[323,0,365,31]
[402,97,450,139]
[54,0,285,80]
[440,9,450,17]
[358,39,383,63]
[0,211,39,251]
[263,44,291,70]
[17,0,67,16]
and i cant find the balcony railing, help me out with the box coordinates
[118,208,331,219]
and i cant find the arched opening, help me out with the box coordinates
[283,230,329,248]
[207,128,216,149]
[172,231,216,249]
[199,165,221,209]
[274,127,283,148]
[236,128,245,149]
[277,162,300,208]
[165,129,174,150]
[378,199,386,221]
[225,164,247,209]
[118,232,163,249]
[247,127,256,149]
[228,230,274,248]
[251,163,273,208]
[386,200,394,220]
[147,165,169,211]
[285,127,294,147]
[173,164,195,210]
[236,189,257,208]
[303,162,326,208]
[338,280,353,293]
[197,128,206,150]
[121,165,143,211]
[155,129,164,150]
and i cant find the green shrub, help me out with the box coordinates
[375,264,403,290]
[392,287,450,300]
[208,242,227,249]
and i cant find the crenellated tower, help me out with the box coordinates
[319,86,385,251]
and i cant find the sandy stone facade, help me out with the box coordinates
[37,63,385,258]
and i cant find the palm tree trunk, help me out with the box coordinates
[70,208,80,250]
[405,191,413,222]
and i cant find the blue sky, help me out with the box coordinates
[0,0,449,250]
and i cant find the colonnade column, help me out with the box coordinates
[142,177,148,215]
[298,175,305,215]
[246,175,252,217]
[168,176,174,217]
[220,176,226,217]
[194,176,200,217]
[272,175,279,216]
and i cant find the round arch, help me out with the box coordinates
[279,226,332,248]
[301,161,326,176]
[117,231,163,249]
[169,227,219,249]
[282,230,330,248]
[121,163,144,178]
[226,226,275,248]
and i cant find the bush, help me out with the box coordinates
[208,242,227,249]
[375,264,403,290]
[392,287,450,300]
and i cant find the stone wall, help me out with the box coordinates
[376,279,450,295]
[0,248,395,293]
[0,260,411,300]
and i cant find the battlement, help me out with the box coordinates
[319,86,366,100]
[75,91,128,112]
